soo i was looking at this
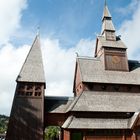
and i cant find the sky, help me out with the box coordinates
[0,0,140,115]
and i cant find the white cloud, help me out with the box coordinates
[1,0,140,116]
[0,37,95,115]
[0,0,28,115]
[0,44,30,115]
[118,0,140,59]
[41,38,95,97]
[117,0,139,15]
[0,0,27,44]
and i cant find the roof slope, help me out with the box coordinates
[102,4,112,19]
[62,116,129,129]
[101,3,115,34]
[77,57,140,85]
[17,35,45,83]
[67,91,140,112]
[62,113,139,129]
[45,96,73,113]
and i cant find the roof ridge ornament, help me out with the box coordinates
[37,26,40,36]
[104,0,107,6]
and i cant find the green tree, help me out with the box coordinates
[0,115,8,134]
[44,126,60,140]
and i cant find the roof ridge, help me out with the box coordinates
[62,115,74,128]
[129,112,139,128]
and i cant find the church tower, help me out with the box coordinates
[95,1,129,71]
[6,35,46,140]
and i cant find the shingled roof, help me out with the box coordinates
[17,35,45,83]
[62,117,128,129]
[77,57,140,85]
[45,96,73,113]
[62,113,139,129]
[102,2,111,20]
[67,91,140,112]
[95,36,127,54]
[101,2,115,33]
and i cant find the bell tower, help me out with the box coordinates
[95,1,129,71]
[6,35,46,140]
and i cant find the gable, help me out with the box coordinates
[73,60,83,95]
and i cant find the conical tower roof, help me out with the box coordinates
[101,1,115,34]
[17,35,46,83]
[102,1,111,19]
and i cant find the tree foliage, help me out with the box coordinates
[0,115,9,134]
[44,126,60,140]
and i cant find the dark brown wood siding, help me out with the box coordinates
[104,48,129,71]
[45,113,66,127]
[6,83,45,140]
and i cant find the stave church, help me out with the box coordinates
[6,1,140,140]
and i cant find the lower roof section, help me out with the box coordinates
[45,96,73,113]
[67,91,140,112]
[62,113,138,129]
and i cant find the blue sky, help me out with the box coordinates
[12,0,132,47]
[1,0,140,115]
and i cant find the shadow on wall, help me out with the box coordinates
[6,96,43,140]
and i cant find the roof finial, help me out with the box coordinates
[37,26,40,36]
[104,0,107,6]
[75,52,79,57]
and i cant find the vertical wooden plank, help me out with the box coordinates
[63,130,70,140]
[131,133,136,140]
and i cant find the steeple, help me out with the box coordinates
[102,0,111,19]
[6,34,46,140]
[94,1,128,72]
[101,1,116,40]
[17,35,45,84]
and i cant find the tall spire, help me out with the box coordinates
[101,1,116,40]
[17,35,45,83]
[102,0,111,20]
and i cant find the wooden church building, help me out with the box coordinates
[6,1,140,140]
